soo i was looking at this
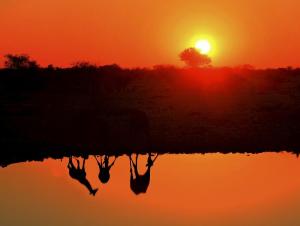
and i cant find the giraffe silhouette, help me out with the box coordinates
[129,153,158,195]
[94,155,117,184]
[67,157,98,196]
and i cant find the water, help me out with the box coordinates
[1,152,300,226]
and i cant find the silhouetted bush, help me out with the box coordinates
[98,64,121,73]
[71,61,98,71]
[4,54,39,70]
[47,64,55,70]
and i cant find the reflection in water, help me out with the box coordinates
[94,155,117,184]
[129,153,159,195]
[2,153,300,226]
[67,157,98,196]
[67,153,158,196]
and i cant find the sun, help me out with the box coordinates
[195,40,211,54]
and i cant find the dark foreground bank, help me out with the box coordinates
[1,66,300,166]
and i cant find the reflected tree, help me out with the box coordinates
[94,155,117,184]
[129,153,159,195]
[67,157,98,196]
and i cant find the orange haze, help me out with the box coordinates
[0,0,300,68]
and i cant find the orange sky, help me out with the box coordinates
[1,0,300,68]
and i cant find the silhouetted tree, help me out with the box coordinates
[4,54,39,69]
[179,48,211,67]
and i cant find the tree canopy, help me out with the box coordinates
[4,54,39,69]
[179,48,211,67]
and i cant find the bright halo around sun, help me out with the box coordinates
[195,40,211,54]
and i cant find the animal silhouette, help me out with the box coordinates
[129,153,158,195]
[94,155,117,184]
[67,157,98,196]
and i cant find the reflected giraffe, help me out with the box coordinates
[67,157,98,196]
[94,155,117,184]
[129,153,158,195]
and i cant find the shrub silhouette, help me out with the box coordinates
[179,48,211,67]
[4,54,39,69]
[71,61,97,70]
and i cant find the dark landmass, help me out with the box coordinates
[1,65,300,167]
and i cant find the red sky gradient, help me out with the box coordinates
[1,0,300,68]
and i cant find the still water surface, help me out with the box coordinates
[1,152,300,226]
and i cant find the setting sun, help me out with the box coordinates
[195,40,211,55]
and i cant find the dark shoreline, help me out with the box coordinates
[1,66,300,167]
[0,143,298,168]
